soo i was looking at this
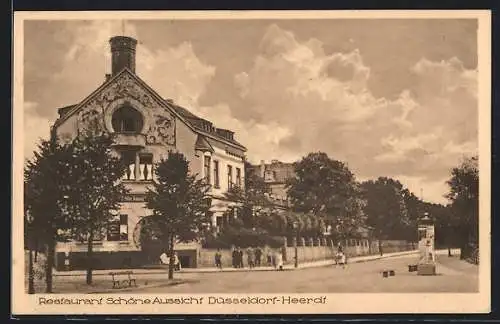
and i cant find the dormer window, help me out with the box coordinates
[111,104,144,133]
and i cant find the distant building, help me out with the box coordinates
[51,35,246,269]
[250,159,295,208]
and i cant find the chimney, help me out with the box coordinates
[260,160,265,178]
[109,36,138,75]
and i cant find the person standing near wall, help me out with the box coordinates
[247,247,255,269]
[232,247,237,268]
[267,247,273,266]
[215,249,222,270]
[255,247,262,267]
[237,247,244,268]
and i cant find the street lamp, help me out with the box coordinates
[292,220,298,268]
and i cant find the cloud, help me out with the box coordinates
[23,21,478,204]
[227,24,478,202]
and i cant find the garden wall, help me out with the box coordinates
[197,238,415,268]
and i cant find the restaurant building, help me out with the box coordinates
[51,35,246,270]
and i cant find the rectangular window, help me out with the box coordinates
[120,214,128,241]
[227,165,233,189]
[204,156,211,184]
[107,219,120,242]
[107,214,128,241]
[213,160,220,188]
[236,167,241,188]
[139,154,153,181]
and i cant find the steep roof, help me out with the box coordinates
[170,102,246,150]
[53,68,246,152]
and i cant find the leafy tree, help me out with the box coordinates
[61,128,129,285]
[286,152,366,240]
[224,161,276,228]
[445,155,479,259]
[361,177,410,254]
[401,188,423,242]
[24,135,75,293]
[144,152,211,279]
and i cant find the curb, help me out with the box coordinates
[294,250,419,270]
[54,250,419,277]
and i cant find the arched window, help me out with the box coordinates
[111,104,144,133]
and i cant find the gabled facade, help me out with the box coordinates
[249,159,295,208]
[52,36,246,269]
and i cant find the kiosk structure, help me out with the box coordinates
[417,213,437,275]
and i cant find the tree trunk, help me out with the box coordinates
[45,241,55,293]
[34,239,38,262]
[168,235,175,280]
[28,248,35,294]
[86,230,94,285]
[378,239,383,256]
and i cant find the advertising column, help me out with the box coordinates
[417,213,436,275]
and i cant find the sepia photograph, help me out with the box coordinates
[12,10,491,315]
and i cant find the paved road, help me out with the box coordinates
[139,254,478,293]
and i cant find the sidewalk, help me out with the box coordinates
[54,250,419,277]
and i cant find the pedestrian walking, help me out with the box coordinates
[335,245,346,269]
[275,249,283,271]
[255,247,262,267]
[215,249,222,269]
[247,247,255,269]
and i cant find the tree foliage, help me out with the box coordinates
[224,161,276,228]
[63,128,129,284]
[445,155,479,259]
[24,136,75,292]
[286,152,365,240]
[24,126,128,288]
[360,177,410,240]
[144,152,211,279]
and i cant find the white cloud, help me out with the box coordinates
[227,24,478,203]
[24,21,478,204]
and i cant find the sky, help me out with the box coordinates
[23,18,479,204]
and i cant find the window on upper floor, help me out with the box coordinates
[236,167,241,188]
[112,104,144,133]
[213,160,220,188]
[204,156,211,185]
[227,165,233,190]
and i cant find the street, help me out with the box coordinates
[138,254,478,293]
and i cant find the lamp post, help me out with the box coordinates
[292,221,298,268]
